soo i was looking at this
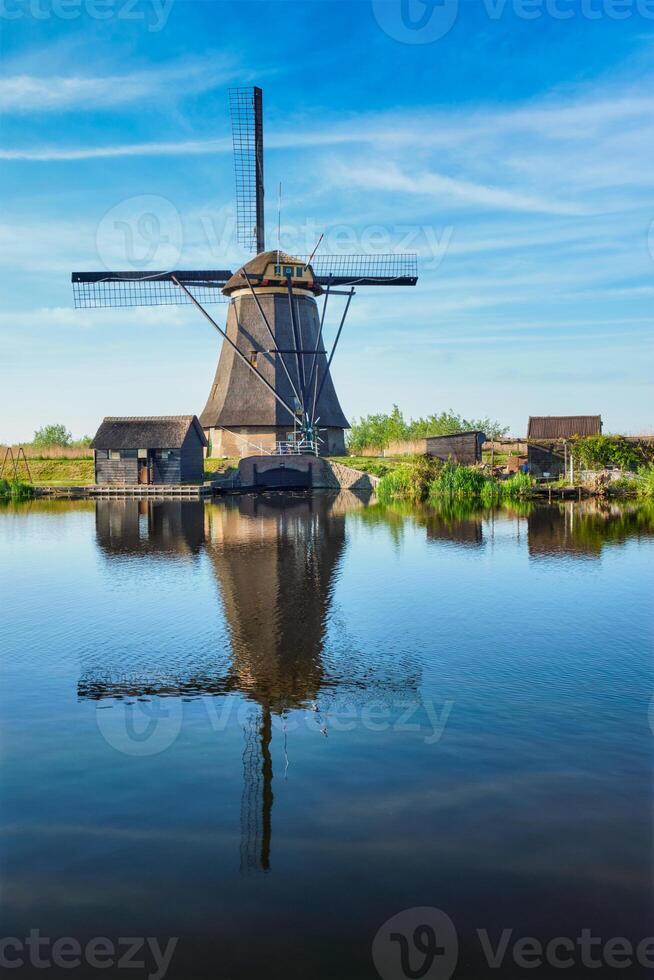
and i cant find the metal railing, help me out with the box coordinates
[274,439,319,456]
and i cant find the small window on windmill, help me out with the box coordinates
[295,266,304,277]
[249,350,258,368]
[283,265,293,277]
[274,265,281,275]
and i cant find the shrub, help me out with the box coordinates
[635,465,654,499]
[571,435,648,471]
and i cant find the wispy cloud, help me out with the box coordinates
[0,139,232,161]
[0,58,246,113]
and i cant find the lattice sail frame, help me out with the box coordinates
[72,271,232,309]
[230,86,264,254]
[71,254,418,308]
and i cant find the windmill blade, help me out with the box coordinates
[71,270,232,308]
[302,252,418,286]
[230,86,265,254]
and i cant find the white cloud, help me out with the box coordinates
[0,58,246,113]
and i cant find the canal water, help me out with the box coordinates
[1,494,652,979]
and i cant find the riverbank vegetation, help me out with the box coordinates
[569,435,654,471]
[0,479,34,500]
[376,459,535,504]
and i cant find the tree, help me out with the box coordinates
[32,424,72,448]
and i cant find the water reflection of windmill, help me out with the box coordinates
[71,87,418,457]
[205,494,348,873]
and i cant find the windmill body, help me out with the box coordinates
[200,251,348,456]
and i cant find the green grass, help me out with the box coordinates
[328,455,417,479]
[27,458,95,485]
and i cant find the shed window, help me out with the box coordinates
[109,450,120,461]
[137,449,147,459]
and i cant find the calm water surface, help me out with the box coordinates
[1,493,652,979]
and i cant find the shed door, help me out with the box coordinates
[138,453,149,484]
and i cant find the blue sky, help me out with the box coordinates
[2,0,653,440]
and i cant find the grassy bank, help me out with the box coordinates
[20,456,239,486]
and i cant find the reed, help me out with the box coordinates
[0,479,34,500]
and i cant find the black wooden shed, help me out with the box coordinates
[91,416,207,485]
[425,431,486,465]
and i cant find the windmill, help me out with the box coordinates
[72,86,418,457]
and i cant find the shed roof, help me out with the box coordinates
[425,430,487,443]
[91,416,207,450]
[527,416,602,439]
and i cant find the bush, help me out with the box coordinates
[571,435,649,471]
[376,456,441,503]
[635,465,654,499]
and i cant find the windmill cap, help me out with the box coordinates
[222,250,322,296]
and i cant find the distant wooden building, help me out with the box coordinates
[91,416,207,485]
[526,415,602,478]
[425,431,486,465]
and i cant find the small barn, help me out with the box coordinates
[91,416,207,486]
[425,431,486,465]
[527,415,602,478]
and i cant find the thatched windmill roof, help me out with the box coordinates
[222,250,322,296]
